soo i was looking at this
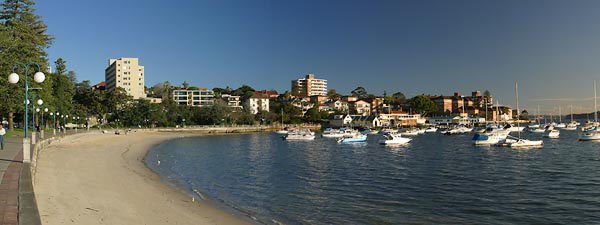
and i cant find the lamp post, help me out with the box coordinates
[50,112,55,135]
[75,116,79,132]
[8,64,45,163]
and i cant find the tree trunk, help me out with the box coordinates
[7,112,13,131]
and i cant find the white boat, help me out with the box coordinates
[508,139,544,148]
[506,125,525,132]
[579,129,600,141]
[504,81,543,148]
[543,129,560,139]
[563,122,577,131]
[424,127,438,133]
[579,81,600,141]
[338,134,368,143]
[361,128,379,135]
[528,124,540,129]
[322,128,344,138]
[417,128,426,134]
[555,123,566,128]
[284,129,315,140]
[341,129,360,138]
[275,129,289,135]
[444,125,472,135]
[529,127,545,133]
[378,133,411,145]
[472,128,510,145]
[400,129,420,136]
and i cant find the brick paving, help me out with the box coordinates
[0,143,22,225]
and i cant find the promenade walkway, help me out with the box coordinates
[0,129,81,225]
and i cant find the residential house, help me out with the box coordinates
[255,90,279,99]
[245,93,270,114]
[350,115,381,128]
[330,114,353,128]
[379,112,425,127]
[327,100,349,112]
[350,100,371,116]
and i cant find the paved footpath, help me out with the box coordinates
[0,129,79,225]
[0,137,24,225]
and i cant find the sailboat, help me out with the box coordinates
[275,109,289,134]
[579,80,600,141]
[563,105,578,130]
[555,106,566,128]
[501,81,543,148]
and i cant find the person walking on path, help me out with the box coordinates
[0,124,5,150]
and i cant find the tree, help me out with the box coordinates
[351,86,368,99]
[0,0,53,129]
[52,58,75,116]
[408,95,437,116]
[327,89,341,100]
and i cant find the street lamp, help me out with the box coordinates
[8,63,45,163]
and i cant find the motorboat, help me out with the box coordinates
[338,134,368,143]
[360,128,379,135]
[543,129,560,139]
[400,128,420,136]
[555,123,566,128]
[284,129,315,140]
[528,124,540,129]
[424,127,438,133]
[341,129,360,138]
[529,127,545,133]
[275,129,289,135]
[579,127,600,141]
[322,128,344,138]
[472,128,510,145]
[443,125,472,135]
[417,128,426,134]
[378,133,411,145]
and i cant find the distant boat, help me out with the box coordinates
[322,128,344,138]
[579,81,600,141]
[472,127,510,145]
[275,129,289,135]
[424,127,438,133]
[507,81,543,148]
[379,133,411,145]
[338,133,368,143]
[443,125,472,135]
[284,129,315,140]
[543,129,560,139]
[400,128,420,136]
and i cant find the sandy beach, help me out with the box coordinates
[33,131,252,225]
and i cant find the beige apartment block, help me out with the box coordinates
[105,57,147,99]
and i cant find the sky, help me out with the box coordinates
[34,0,600,114]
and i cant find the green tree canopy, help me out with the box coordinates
[408,95,437,116]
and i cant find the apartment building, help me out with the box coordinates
[105,58,146,99]
[291,73,327,97]
[221,94,243,110]
[173,88,215,107]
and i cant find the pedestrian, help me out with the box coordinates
[0,124,5,150]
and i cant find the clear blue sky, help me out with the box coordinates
[36,0,600,114]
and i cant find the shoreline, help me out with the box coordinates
[33,130,256,225]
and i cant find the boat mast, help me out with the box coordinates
[559,106,562,123]
[515,81,521,139]
[570,105,574,122]
[595,80,598,123]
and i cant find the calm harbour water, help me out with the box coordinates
[146,130,600,225]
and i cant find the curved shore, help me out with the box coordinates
[33,131,252,225]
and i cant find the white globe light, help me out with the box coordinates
[37,99,43,105]
[8,73,19,84]
[50,112,53,116]
[35,108,40,112]
[26,99,30,105]
[33,72,45,83]
[44,108,48,112]
[56,112,60,115]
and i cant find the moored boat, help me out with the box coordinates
[338,134,368,143]
[378,133,411,145]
